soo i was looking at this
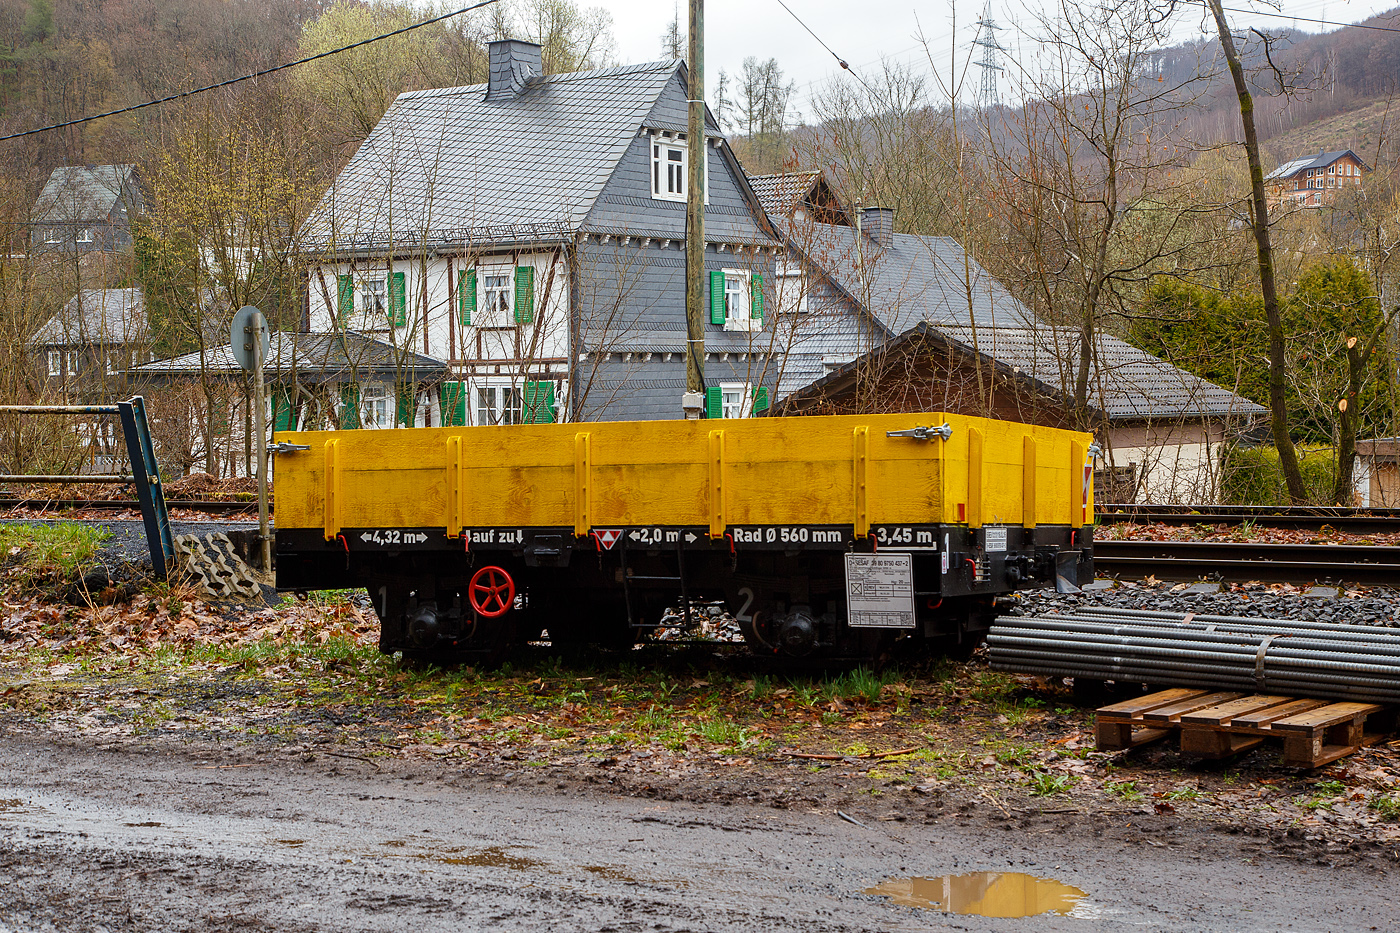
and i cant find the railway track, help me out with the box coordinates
[1097,503,1400,535]
[1093,539,1400,585]
[0,497,256,514]
[4,498,1396,587]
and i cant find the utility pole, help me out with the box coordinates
[682,0,706,419]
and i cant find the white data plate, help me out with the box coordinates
[844,552,917,629]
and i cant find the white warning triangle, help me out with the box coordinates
[593,528,623,550]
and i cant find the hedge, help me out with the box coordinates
[1220,446,1339,506]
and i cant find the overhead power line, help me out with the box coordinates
[772,0,878,97]
[1218,4,1400,34]
[0,0,506,145]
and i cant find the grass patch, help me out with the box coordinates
[1028,771,1074,797]
[1368,794,1400,820]
[0,522,109,578]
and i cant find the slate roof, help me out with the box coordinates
[781,322,1267,424]
[795,222,1038,333]
[300,60,687,252]
[31,288,147,346]
[776,216,1264,423]
[33,165,137,222]
[937,324,1268,421]
[132,332,446,383]
[1265,149,1369,181]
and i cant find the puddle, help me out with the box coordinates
[865,872,1095,919]
[410,846,541,870]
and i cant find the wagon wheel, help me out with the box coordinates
[469,566,515,619]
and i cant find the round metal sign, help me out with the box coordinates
[230,305,270,373]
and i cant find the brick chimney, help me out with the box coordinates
[487,39,542,100]
[860,206,895,248]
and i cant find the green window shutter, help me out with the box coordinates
[751,272,764,322]
[513,266,535,324]
[704,386,722,419]
[709,270,725,325]
[271,387,295,432]
[458,269,475,326]
[336,274,354,321]
[339,383,360,429]
[389,271,406,326]
[751,385,769,415]
[524,380,556,424]
[395,384,415,428]
[439,381,467,427]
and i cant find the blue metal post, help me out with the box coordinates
[117,396,174,579]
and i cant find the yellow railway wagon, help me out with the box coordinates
[274,411,1095,662]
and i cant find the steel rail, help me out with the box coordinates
[988,610,1400,703]
[1092,539,1400,584]
[1097,502,1400,534]
[0,497,257,513]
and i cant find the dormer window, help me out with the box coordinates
[648,131,709,203]
[652,140,687,201]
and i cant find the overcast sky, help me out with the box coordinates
[596,0,1400,121]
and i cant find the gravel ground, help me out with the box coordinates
[1014,580,1400,627]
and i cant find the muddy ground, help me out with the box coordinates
[1,731,1394,933]
[2,582,1400,930]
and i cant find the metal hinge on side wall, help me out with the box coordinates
[886,424,952,441]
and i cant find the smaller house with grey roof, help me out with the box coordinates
[31,287,150,395]
[129,331,448,477]
[30,165,143,253]
[1265,149,1368,210]
[752,171,1267,503]
[296,39,782,430]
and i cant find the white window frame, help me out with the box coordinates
[721,268,760,333]
[719,382,753,420]
[652,139,687,202]
[47,349,63,376]
[474,380,523,426]
[649,132,710,204]
[361,278,386,317]
[44,227,60,244]
[360,384,392,430]
[776,261,808,316]
[477,264,515,329]
[77,227,93,244]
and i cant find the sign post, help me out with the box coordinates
[231,306,272,574]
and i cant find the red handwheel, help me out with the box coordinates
[469,566,515,618]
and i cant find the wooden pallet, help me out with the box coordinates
[1095,688,1396,768]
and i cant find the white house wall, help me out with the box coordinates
[306,249,570,425]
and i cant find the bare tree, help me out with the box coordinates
[1205,0,1307,501]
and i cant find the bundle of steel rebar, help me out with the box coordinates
[987,607,1400,704]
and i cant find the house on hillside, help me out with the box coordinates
[294,39,781,429]
[1264,149,1368,210]
[28,287,150,470]
[751,171,1268,503]
[31,287,150,397]
[30,164,144,253]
